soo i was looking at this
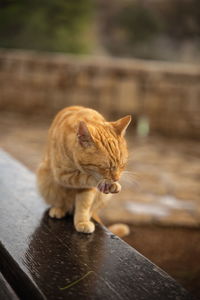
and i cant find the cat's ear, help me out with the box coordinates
[77,121,93,147]
[112,115,132,136]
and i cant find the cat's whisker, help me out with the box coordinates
[122,171,139,180]
[127,152,135,162]
[122,170,138,176]
[120,171,140,189]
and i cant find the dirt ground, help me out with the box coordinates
[0,111,200,298]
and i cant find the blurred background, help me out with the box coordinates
[0,0,199,297]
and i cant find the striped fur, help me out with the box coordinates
[37,106,131,236]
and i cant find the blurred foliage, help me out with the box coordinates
[116,3,161,44]
[0,0,93,53]
[97,0,200,60]
[159,0,200,39]
[1,0,200,61]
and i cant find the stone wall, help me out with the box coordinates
[0,49,199,138]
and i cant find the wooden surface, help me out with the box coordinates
[0,149,194,300]
[0,272,19,300]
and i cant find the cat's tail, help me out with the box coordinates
[93,213,130,238]
[108,223,130,238]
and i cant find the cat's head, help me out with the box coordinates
[74,116,131,182]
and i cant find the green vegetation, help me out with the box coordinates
[117,3,161,44]
[1,0,200,60]
[97,0,200,61]
[0,0,93,53]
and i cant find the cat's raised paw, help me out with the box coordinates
[49,207,66,219]
[75,221,95,233]
[98,179,121,194]
[109,182,121,193]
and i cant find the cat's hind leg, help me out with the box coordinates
[37,162,73,219]
[49,207,66,219]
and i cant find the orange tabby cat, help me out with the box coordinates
[37,106,131,236]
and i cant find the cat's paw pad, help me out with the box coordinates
[109,182,121,193]
[49,207,66,219]
[98,180,121,194]
[75,221,95,233]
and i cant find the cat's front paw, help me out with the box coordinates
[75,221,95,233]
[109,182,121,193]
[49,207,66,219]
[97,179,121,194]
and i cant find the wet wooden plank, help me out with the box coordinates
[0,149,194,300]
[0,272,19,300]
